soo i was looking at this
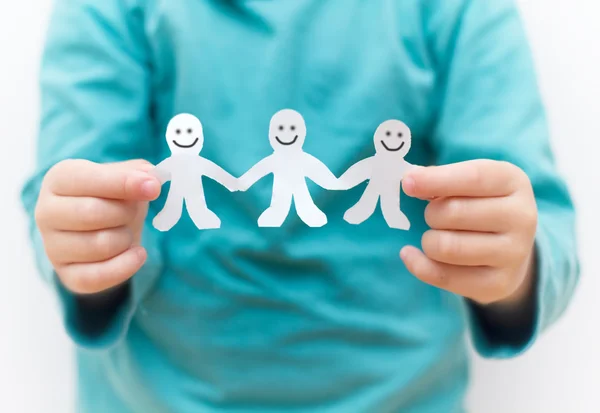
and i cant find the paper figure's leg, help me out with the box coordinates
[258,178,293,227]
[343,184,380,225]
[185,185,221,230]
[153,184,185,232]
[380,190,410,230]
[293,183,327,228]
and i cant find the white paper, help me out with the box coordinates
[152,113,418,232]
[152,114,238,231]
[339,119,415,230]
[238,109,340,227]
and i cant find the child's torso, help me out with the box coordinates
[93,2,470,412]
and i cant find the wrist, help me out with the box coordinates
[468,246,538,347]
[71,281,131,339]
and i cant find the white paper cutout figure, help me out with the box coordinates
[339,120,416,230]
[239,109,340,228]
[151,114,238,231]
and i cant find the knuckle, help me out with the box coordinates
[423,231,458,260]
[509,163,528,183]
[505,195,537,233]
[468,162,486,190]
[55,269,74,291]
[74,273,101,294]
[437,232,458,259]
[444,198,464,224]
[35,195,59,230]
[45,160,69,180]
[48,159,88,180]
[120,173,131,199]
[91,229,131,258]
[421,231,436,256]
[34,201,49,228]
[92,230,115,258]
[498,160,517,174]
[121,202,138,224]
[423,203,438,227]
[71,265,111,294]
[504,162,531,192]
[57,268,94,294]
[45,159,95,195]
[43,235,62,263]
[505,217,536,261]
[42,164,63,192]
[77,198,105,227]
[520,205,538,234]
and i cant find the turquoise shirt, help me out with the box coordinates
[22,0,579,412]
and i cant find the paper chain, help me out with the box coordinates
[151,109,416,231]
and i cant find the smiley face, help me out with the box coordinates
[374,119,412,157]
[269,109,307,151]
[166,114,204,155]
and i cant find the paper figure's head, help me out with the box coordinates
[166,114,204,155]
[374,119,412,158]
[269,109,307,151]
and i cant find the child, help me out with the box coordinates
[23,0,579,412]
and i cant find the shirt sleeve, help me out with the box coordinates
[20,0,164,350]
[427,0,580,357]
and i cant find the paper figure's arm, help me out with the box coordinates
[238,156,275,191]
[337,157,374,190]
[200,158,239,192]
[302,153,343,190]
[399,160,420,180]
[151,158,174,184]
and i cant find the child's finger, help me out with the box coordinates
[402,160,521,199]
[424,196,516,233]
[46,226,134,265]
[56,246,147,295]
[47,159,161,201]
[400,246,504,304]
[37,196,139,231]
[421,230,514,267]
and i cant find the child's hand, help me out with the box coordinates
[35,160,161,295]
[400,160,537,306]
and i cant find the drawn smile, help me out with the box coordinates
[172,137,199,148]
[275,135,299,146]
[381,140,405,152]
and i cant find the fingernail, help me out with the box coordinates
[403,177,416,194]
[141,179,159,197]
[400,247,410,261]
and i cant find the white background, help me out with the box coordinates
[0,1,598,412]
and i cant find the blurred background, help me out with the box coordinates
[1,1,598,412]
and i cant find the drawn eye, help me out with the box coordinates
[291,125,296,131]
[279,125,284,131]
[397,132,403,138]
[386,131,391,137]
[176,129,181,135]
[187,128,193,134]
